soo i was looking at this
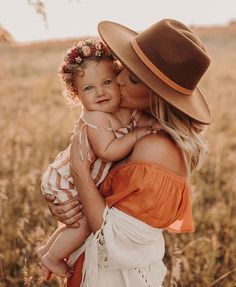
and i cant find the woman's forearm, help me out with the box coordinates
[73,172,105,233]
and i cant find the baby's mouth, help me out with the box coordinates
[97,99,110,104]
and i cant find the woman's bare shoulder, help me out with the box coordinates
[129,132,186,176]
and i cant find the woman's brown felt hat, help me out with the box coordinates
[98,19,211,124]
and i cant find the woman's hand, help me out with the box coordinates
[44,194,84,227]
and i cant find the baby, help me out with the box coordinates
[37,39,157,278]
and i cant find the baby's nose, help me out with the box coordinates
[96,87,105,96]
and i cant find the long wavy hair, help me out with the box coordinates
[149,92,208,176]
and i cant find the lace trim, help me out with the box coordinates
[96,217,109,268]
[81,207,109,286]
[134,267,153,287]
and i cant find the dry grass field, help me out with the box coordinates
[0,24,236,286]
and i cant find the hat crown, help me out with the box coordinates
[134,19,210,93]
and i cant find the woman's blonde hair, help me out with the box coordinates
[149,92,208,176]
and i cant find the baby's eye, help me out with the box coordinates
[84,85,93,92]
[104,79,112,85]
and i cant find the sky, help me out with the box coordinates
[0,0,236,43]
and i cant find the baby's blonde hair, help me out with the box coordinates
[149,92,208,176]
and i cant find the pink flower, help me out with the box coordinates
[69,48,79,60]
[82,46,91,56]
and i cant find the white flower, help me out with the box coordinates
[95,51,102,57]
[75,56,82,63]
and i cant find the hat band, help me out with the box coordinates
[131,39,193,96]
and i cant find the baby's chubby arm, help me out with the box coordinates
[84,111,152,162]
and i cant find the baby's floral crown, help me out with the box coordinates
[58,38,115,103]
[64,38,113,66]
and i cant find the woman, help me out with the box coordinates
[46,19,211,286]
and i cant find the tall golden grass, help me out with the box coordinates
[0,25,236,286]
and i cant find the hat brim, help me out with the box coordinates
[98,21,211,125]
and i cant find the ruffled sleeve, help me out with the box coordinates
[100,161,194,233]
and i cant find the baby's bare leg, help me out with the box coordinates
[37,225,67,259]
[41,217,90,278]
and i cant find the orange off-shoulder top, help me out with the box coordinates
[67,161,194,287]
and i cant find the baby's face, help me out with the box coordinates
[75,60,121,113]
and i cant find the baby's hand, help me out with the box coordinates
[134,127,152,140]
[136,113,162,132]
[151,121,162,133]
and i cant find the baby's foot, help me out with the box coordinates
[41,251,73,278]
[42,266,53,281]
[37,246,52,281]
